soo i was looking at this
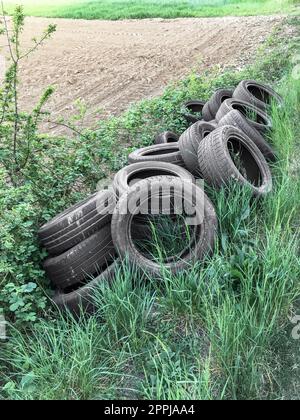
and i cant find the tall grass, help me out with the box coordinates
[3,0,298,20]
[0,317,134,400]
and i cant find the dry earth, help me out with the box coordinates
[0,15,284,132]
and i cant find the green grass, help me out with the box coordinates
[0,23,300,399]
[3,0,299,20]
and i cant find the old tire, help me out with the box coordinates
[52,261,118,316]
[216,98,272,134]
[155,131,179,145]
[111,176,218,277]
[113,161,194,198]
[218,110,276,162]
[181,100,205,125]
[198,126,272,196]
[39,190,114,256]
[233,80,283,111]
[44,224,116,290]
[128,143,184,167]
[202,88,234,121]
[179,121,216,177]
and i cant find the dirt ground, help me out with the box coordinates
[0,15,284,132]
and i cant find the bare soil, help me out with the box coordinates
[0,15,284,132]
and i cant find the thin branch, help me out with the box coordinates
[12,63,19,167]
[1,1,16,64]
[20,31,55,61]
[46,119,90,139]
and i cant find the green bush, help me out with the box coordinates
[0,176,47,322]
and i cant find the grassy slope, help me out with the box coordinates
[0,19,299,400]
[3,0,299,20]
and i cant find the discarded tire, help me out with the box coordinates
[179,121,216,177]
[39,190,115,256]
[216,98,272,134]
[202,88,234,121]
[52,261,118,316]
[218,110,276,162]
[233,80,283,111]
[198,126,272,196]
[181,100,205,124]
[128,143,185,167]
[155,131,179,145]
[113,161,194,198]
[44,224,116,290]
[114,162,195,237]
[111,176,218,277]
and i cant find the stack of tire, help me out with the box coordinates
[38,80,282,316]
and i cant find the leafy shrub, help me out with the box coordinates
[0,173,47,323]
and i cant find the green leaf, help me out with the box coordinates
[20,372,36,392]
[23,283,37,293]
[9,300,24,312]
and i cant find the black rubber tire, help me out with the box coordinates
[216,99,272,134]
[52,260,118,316]
[44,224,116,290]
[128,143,184,167]
[198,126,272,197]
[218,110,276,162]
[233,80,283,112]
[155,131,179,145]
[113,161,194,198]
[202,88,234,121]
[179,121,216,177]
[111,176,218,277]
[39,192,98,240]
[181,100,205,125]
[39,190,115,256]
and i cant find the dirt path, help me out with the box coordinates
[1,15,284,132]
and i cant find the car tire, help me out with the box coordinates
[111,176,218,277]
[181,100,206,125]
[198,126,272,197]
[216,98,272,134]
[128,143,184,167]
[218,110,276,162]
[113,161,194,198]
[52,261,118,316]
[179,121,216,177]
[39,190,115,256]
[155,131,179,145]
[233,80,283,111]
[202,88,234,121]
[44,224,116,290]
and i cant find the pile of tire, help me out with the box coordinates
[38,80,282,316]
